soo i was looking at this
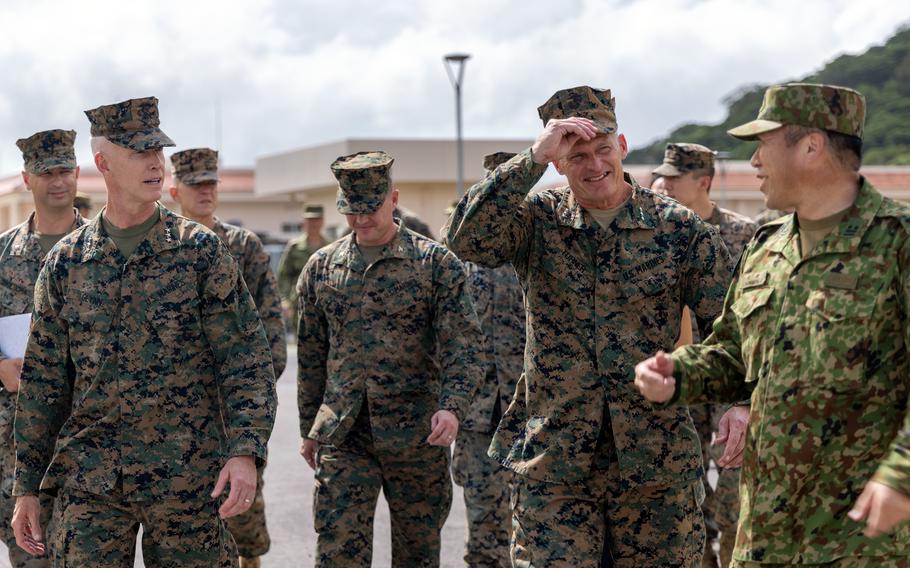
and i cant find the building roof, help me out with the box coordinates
[256,137,535,196]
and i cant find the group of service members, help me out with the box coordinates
[0,79,907,568]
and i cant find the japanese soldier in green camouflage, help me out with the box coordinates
[636,83,910,567]
[169,147,286,568]
[655,142,758,568]
[297,151,484,567]
[277,204,326,326]
[449,151,526,568]
[10,97,277,567]
[443,85,734,567]
[0,129,86,567]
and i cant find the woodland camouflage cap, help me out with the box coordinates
[728,83,865,140]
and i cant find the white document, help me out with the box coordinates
[0,313,32,358]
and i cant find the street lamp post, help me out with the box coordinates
[444,53,470,199]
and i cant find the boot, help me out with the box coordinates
[239,557,261,568]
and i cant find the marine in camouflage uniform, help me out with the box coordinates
[0,130,86,567]
[277,204,326,327]
[443,86,733,567]
[655,143,758,568]
[637,84,910,566]
[395,205,436,240]
[298,151,484,567]
[12,97,276,567]
[449,152,527,568]
[169,148,287,567]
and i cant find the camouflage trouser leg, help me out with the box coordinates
[711,467,740,568]
[452,430,511,568]
[314,428,452,568]
[224,468,270,557]
[0,490,55,568]
[731,557,910,567]
[510,460,705,568]
[689,403,716,532]
[54,488,236,567]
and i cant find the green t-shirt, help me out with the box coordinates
[796,206,851,258]
[586,196,631,230]
[36,232,67,254]
[102,209,160,259]
[358,244,385,267]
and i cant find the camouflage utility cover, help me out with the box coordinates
[84,96,175,151]
[297,223,484,452]
[483,152,517,172]
[13,205,276,500]
[673,179,910,563]
[443,150,732,485]
[212,218,286,379]
[728,83,865,140]
[171,148,219,185]
[538,86,617,134]
[652,143,716,178]
[16,129,77,174]
[332,151,394,215]
[303,204,324,219]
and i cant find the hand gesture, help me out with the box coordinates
[530,117,600,165]
[633,351,676,403]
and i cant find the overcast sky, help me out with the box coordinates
[0,0,908,175]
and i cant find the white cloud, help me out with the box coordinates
[0,0,907,174]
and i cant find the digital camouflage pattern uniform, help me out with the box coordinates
[13,98,277,567]
[655,142,758,567]
[0,129,84,567]
[171,147,286,561]
[298,151,484,567]
[669,84,910,566]
[451,151,526,568]
[278,204,327,326]
[443,86,733,568]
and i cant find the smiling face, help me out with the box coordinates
[170,180,218,219]
[751,127,801,211]
[554,132,629,208]
[22,166,80,214]
[95,140,166,207]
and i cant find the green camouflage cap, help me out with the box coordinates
[652,143,716,177]
[84,96,175,151]
[302,204,324,219]
[728,83,865,141]
[483,152,517,172]
[16,129,77,174]
[538,86,617,134]
[170,148,219,185]
[73,192,91,210]
[331,151,394,215]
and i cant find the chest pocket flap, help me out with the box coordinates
[731,287,773,320]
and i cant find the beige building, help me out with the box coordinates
[256,138,535,238]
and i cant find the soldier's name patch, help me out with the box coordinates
[823,272,858,290]
[742,271,769,289]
